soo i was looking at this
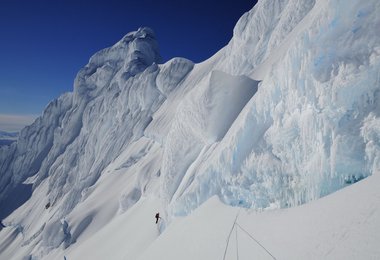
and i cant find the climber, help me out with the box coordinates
[155,212,160,224]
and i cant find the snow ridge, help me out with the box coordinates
[0,27,165,219]
[1,0,380,259]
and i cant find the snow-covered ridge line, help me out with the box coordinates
[162,0,380,214]
[1,0,380,259]
[0,27,165,212]
[0,24,198,258]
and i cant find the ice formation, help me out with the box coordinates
[0,0,380,258]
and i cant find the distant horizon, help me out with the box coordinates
[0,0,257,132]
[0,114,38,132]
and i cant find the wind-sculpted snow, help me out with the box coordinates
[161,71,258,203]
[1,0,380,259]
[38,28,169,219]
[169,0,380,214]
[156,57,194,97]
[0,93,73,212]
[0,26,198,257]
[0,27,177,252]
[74,27,161,101]
[219,0,316,75]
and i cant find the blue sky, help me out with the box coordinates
[0,0,256,132]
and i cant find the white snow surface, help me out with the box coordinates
[1,172,380,259]
[1,0,380,259]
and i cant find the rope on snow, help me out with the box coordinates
[235,221,239,260]
[222,211,240,260]
[222,208,277,260]
[235,222,277,260]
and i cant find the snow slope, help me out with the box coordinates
[1,0,380,259]
[2,170,379,259]
[138,173,380,260]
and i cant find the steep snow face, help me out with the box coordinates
[160,71,258,203]
[169,0,380,214]
[0,27,162,211]
[218,0,316,75]
[0,25,191,235]
[137,173,380,260]
[0,93,73,212]
[74,27,161,101]
[0,26,197,258]
[1,0,380,258]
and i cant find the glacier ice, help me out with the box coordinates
[1,0,380,258]
[169,0,380,213]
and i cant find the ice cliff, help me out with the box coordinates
[0,0,380,258]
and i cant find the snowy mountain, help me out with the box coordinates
[0,131,18,147]
[0,131,18,140]
[1,0,380,259]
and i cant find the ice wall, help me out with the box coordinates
[1,26,198,257]
[1,27,171,217]
[160,71,258,203]
[1,0,380,257]
[169,0,380,214]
